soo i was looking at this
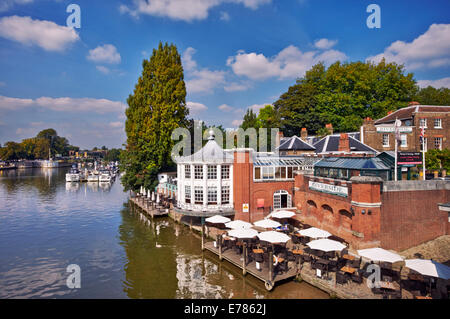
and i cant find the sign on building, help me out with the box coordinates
[376,126,413,133]
[242,203,249,213]
[397,152,422,165]
[309,181,348,197]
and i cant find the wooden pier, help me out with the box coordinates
[203,240,299,291]
[130,196,169,218]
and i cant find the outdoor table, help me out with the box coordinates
[415,296,432,299]
[292,249,303,255]
[223,236,235,241]
[378,281,398,290]
[340,266,357,274]
[342,254,355,261]
[408,273,424,281]
[253,249,264,254]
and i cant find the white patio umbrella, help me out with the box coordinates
[147,189,151,198]
[205,215,231,224]
[140,186,143,194]
[253,219,281,229]
[405,259,450,280]
[156,193,160,204]
[257,231,291,244]
[357,248,403,263]
[152,192,155,201]
[298,227,331,239]
[228,228,258,239]
[225,220,252,230]
[269,210,296,219]
[307,239,346,252]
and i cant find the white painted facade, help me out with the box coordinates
[175,130,234,213]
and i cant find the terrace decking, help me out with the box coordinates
[130,196,169,218]
[204,241,299,291]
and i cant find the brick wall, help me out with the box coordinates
[379,181,450,250]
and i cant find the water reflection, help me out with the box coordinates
[0,168,328,299]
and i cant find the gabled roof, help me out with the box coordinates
[375,105,450,125]
[278,135,315,151]
[313,134,377,154]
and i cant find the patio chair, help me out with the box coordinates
[336,272,347,285]
[340,248,349,257]
[351,258,361,268]
[325,251,335,259]
[302,254,311,263]
[351,272,363,284]
[254,253,264,263]
[279,260,289,273]
[328,260,338,272]
[287,251,296,262]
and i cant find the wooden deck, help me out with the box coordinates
[204,241,298,291]
[130,196,169,218]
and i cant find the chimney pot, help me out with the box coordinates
[338,133,350,153]
[300,128,308,141]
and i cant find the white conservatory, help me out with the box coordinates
[174,130,235,217]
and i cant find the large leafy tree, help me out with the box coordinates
[121,42,188,191]
[415,86,450,105]
[274,59,418,135]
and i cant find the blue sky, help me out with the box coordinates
[0,0,449,149]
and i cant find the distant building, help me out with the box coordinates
[361,102,450,152]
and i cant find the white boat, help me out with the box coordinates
[87,173,99,182]
[99,172,112,183]
[66,167,80,182]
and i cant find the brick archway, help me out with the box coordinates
[306,200,317,217]
[338,209,353,230]
[321,204,334,225]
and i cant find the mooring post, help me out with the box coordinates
[218,235,223,261]
[201,217,205,251]
[268,250,273,282]
[242,242,247,276]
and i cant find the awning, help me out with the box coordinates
[357,248,403,263]
[307,239,346,252]
[298,227,331,239]
[253,219,281,229]
[405,259,450,280]
[257,231,291,244]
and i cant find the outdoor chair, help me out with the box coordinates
[336,272,347,285]
[325,251,335,259]
[328,260,338,272]
[351,272,363,284]
[279,261,289,273]
[351,258,361,268]
[382,275,393,282]
[254,253,264,263]
[340,248,349,257]
[302,254,311,263]
[287,251,296,262]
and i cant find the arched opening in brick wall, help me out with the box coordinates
[338,209,352,230]
[321,204,334,224]
[306,200,317,217]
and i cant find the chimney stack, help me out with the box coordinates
[276,131,284,148]
[300,128,308,141]
[325,123,333,135]
[338,133,350,153]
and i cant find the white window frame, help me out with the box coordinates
[207,186,217,204]
[419,118,427,128]
[221,186,230,204]
[273,190,292,209]
[400,134,407,147]
[434,137,443,150]
[207,165,217,180]
[184,185,191,204]
[184,165,191,179]
[221,165,230,179]
[434,118,442,129]
[194,186,203,204]
[194,165,203,179]
[382,134,390,147]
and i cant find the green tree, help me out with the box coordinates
[274,59,417,135]
[415,86,450,105]
[240,109,259,131]
[104,148,122,162]
[121,42,188,191]
[0,141,25,160]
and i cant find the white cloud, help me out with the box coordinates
[0,95,126,114]
[182,47,226,93]
[96,66,110,74]
[220,11,230,21]
[0,0,33,13]
[231,119,243,127]
[186,101,208,114]
[109,121,124,128]
[224,81,251,92]
[0,15,79,52]
[248,103,271,113]
[120,0,271,22]
[227,45,347,80]
[87,44,121,64]
[367,24,450,70]
[218,104,233,111]
[417,77,450,89]
[314,38,337,50]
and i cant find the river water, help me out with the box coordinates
[0,168,328,299]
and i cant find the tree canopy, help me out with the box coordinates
[120,42,189,191]
[274,59,418,136]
